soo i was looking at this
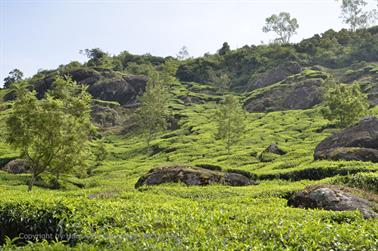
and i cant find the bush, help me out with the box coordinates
[333,172,378,193]
[0,200,72,245]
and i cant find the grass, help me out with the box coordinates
[0,81,378,250]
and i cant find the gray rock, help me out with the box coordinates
[3,159,29,174]
[88,75,147,105]
[249,62,302,90]
[244,71,327,113]
[314,117,378,162]
[263,143,286,155]
[288,185,377,219]
[135,166,256,188]
[4,69,148,107]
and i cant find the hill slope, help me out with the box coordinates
[0,27,378,250]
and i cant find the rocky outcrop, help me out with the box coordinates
[88,75,147,106]
[2,159,29,174]
[4,68,148,106]
[248,62,302,91]
[244,70,328,113]
[288,185,378,219]
[314,117,378,162]
[263,144,286,155]
[135,166,256,188]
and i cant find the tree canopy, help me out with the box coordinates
[321,81,369,127]
[5,77,93,191]
[215,95,246,155]
[262,12,299,43]
[3,69,23,89]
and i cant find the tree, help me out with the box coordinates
[209,71,231,94]
[337,0,378,31]
[321,82,369,127]
[135,69,170,150]
[218,42,231,55]
[262,12,299,43]
[3,69,23,89]
[215,95,246,155]
[176,46,190,60]
[5,77,93,191]
[80,48,112,67]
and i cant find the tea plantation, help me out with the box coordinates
[1,25,378,250]
[0,87,377,250]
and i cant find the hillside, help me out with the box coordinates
[0,27,378,250]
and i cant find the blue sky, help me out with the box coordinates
[0,0,377,84]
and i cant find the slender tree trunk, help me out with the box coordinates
[28,171,36,192]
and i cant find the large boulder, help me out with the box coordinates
[135,166,256,188]
[3,68,148,106]
[2,159,29,174]
[288,185,378,219]
[88,75,147,106]
[263,144,286,155]
[248,62,302,91]
[244,70,328,113]
[314,116,378,162]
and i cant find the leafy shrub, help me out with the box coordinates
[0,200,72,245]
[333,172,378,193]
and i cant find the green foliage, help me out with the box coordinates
[0,186,377,250]
[81,48,113,68]
[218,42,231,55]
[334,172,378,193]
[262,12,299,43]
[92,140,108,175]
[5,77,93,191]
[135,70,171,149]
[1,26,378,251]
[215,96,246,155]
[3,69,23,89]
[321,82,369,127]
[338,0,378,31]
[176,46,190,60]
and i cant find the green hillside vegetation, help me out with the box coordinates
[1,27,378,250]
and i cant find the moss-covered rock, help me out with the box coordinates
[314,116,378,162]
[288,184,378,219]
[135,165,256,188]
[244,70,329,112]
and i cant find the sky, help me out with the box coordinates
[0,0,377,85]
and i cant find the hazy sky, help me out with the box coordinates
[1,0,377,84]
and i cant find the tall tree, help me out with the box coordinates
[215,95,246,155]
[135,70,170,150]
[3,69,23,89]
[218,42,231,55]
[5,77,93,191]
[337,0,378,31]
[80,48,112,67]
[321,81,369,127]
[176,46,190,60]
[262,12,299,43]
